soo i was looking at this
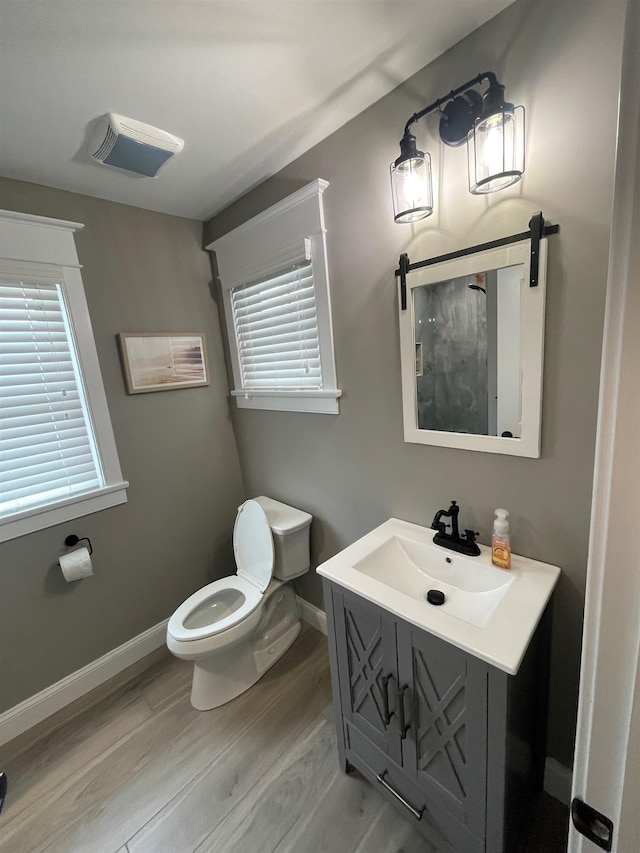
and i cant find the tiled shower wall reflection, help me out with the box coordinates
[414,276,490,434]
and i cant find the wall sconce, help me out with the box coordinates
[390,71,525,223]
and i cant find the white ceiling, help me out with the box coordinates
[0,1,514,221]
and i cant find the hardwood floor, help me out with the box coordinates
[0,625,568,853]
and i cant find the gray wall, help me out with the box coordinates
[0,178,245,712]
[204,0,625,767]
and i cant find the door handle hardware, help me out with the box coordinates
[380,674,393,727]
[397,684,410,738]
[571,798,613,851]
[376,770,424,820]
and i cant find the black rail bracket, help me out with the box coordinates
[399,253,410,311]
[394,211,560,304]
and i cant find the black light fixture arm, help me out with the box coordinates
[402,71,498,137]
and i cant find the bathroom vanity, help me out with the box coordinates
[317,518,560,853]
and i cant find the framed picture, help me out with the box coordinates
[117,333,209,394]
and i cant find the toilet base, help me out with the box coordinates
[190,618,301,710]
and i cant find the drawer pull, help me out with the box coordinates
[376,770,425,820]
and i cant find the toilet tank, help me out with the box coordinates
[253,496,312,580]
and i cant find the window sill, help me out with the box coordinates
[231,389,341,414]
[0,482,129,543]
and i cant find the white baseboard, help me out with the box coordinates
[544,757,573,805]
[0,619,168,748]
[297,596,327,635]
[0,601,325,748]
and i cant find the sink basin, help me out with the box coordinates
[353,535,513,628]
[317,517,561,675]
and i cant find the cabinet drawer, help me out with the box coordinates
[344,720,484,853]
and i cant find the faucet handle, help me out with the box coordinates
[464,529,479,543]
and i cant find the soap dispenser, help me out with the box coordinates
[492,509,512,569]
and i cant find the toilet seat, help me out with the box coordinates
[168,500,274,644]
[167,575,263,642]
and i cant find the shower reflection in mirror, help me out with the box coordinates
[412,264,524,437]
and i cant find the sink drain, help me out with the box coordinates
[427,589,446,606]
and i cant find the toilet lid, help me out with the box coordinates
[233,499,274,593]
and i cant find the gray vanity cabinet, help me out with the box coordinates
[323,580,550,853]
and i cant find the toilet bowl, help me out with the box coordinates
[166,496,312,710]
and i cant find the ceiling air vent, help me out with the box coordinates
[89,113,184,177]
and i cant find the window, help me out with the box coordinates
[207,179,341,414]
[0,211,128,542]
[231,252,321,391]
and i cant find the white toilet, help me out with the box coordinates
[166,496,312,710]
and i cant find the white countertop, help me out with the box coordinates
[316,517,561,675]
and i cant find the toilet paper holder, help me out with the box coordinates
[64,534,93,555]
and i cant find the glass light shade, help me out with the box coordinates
[390,152,433,223]
[468,104,525,194]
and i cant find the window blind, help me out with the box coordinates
[231,261,323,390]
[0,279,103,517]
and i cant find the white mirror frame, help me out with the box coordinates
[399,239,548,457]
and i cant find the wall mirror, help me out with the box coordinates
[398,240,548,457]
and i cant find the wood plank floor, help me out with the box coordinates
[0,625,568,853]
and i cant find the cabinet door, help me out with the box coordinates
[397,623,488,840]
[332,587,402,763]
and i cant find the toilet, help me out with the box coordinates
[166,496,312,710]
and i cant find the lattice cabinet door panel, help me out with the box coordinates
[397,621,488,840]
[332,587,402,763]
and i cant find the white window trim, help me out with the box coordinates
[207,179,341,414]
[0,210,128,542]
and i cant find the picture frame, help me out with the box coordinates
[117,333,209,394]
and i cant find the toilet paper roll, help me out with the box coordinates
[59,547,93,581]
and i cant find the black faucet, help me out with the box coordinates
[431,500,481,556]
